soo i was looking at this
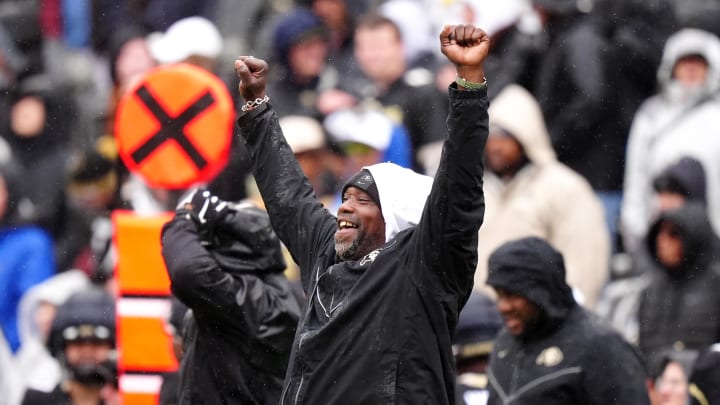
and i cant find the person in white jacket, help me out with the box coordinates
[621,28,720,254]
[14,270,90,393]
[475,84,610,308]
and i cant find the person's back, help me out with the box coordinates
[161,192,302,405]
[485,237,650,404]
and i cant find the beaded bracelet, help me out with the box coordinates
[241,95,270,112]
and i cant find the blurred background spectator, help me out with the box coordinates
[21,287,117,405]
[452,291,502,405]
[621,28,720,255]
[0,144,55,354]
[15,270,90,393]
[474,84,609,309]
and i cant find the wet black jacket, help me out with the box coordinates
[21,385,103,405]
[161,206,302,405]
[486,237,649,404]
[237,85,488,404]
[638,203,720,371]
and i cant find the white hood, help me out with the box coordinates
[17,270,90,344]
[364,162,434,242]
[488,84,556,166]
[657,28,720,99]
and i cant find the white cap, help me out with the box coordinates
[148,16,223,64]
[324,109,393,151]
[279,115,326,154]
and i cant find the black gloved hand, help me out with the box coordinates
[175,188,231,234]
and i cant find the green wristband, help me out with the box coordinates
[456,76,487,90]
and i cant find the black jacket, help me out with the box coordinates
[638,203,720,372]
[237,85,488,404]
[161,205,302,405]
[21,385,103,405]
[486,237,650,404]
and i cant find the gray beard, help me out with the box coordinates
[335,232,367,261]
[335,238,359,261]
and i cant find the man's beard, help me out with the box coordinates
[335,231,370,261]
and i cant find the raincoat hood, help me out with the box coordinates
[272,8,328,73]
[362,162,434,242]
[486,237,577,325]
[208,202,286,275]
[488,84,556,166]
[17,270,90,345]
[657,28,720,100]
[652,156,707,204]
[646,202,720,277]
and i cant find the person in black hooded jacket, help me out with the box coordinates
[637,202,720,375]
[161,189,302,405]
[485,237,650,404]
[233,24,489,405]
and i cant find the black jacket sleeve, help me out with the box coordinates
[236,104,337,291]
[413,85,489,298]
[161,216,300,341]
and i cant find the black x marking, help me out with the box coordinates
[130,85,216,169]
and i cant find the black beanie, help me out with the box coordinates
[343,169,381,208]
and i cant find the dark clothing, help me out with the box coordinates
[534,15,627,191]
[237,86,488,404]
[161,210,302,405]
[266,66,338,119]
[483,28,544,101]
[638,203,720,371]
[652,156,707,204]
[689,347,720,405]
[534,2,674,192]
[158,371,181,405]
[22,385,103,405]
[486,237,650,405]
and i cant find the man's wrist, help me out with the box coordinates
[456,66,485,83]
[456,75,487,91]
[241,95,270,112]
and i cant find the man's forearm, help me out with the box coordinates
[236,103,329,263]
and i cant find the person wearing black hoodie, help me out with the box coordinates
[161,189,302,405]
[233,24,489,404]
[485,237,650,404]
[637,202,720,375]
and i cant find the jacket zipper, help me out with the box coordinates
[282,332,309,404]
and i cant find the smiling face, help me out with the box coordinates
[494,288,543,337]
[335,186,385,261]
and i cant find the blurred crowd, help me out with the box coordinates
[1,0,720,404]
